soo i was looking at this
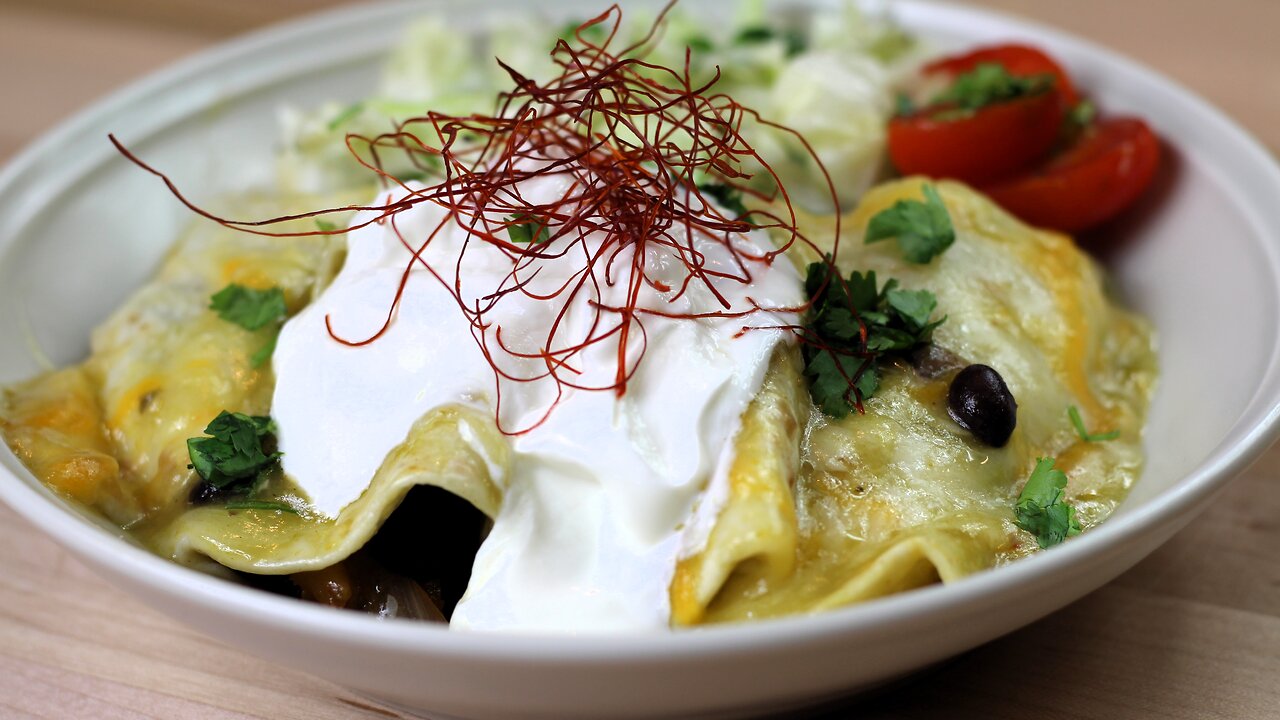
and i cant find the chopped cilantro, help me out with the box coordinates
[210,284,286,332]
[186,411,281,490]
[697,182,750,219]
[1013,457,1082,548]
[507,214,552,245]
[315,219,337,232]
[885,289,940,333]
[250,333,279,370]
[865,183,955,263]
[210,284,288,368]
[932,62,1054,111]
[802,261,945,417]
[806,351,876,418]
[1068,405,1119,442]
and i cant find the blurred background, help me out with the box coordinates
[0,1,1276,719]
[1,0,1277,161]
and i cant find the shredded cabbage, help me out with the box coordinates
[274,1,921,210]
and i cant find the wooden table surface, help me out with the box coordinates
[1,1,1277,718]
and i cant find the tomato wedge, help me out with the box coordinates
[981,117,1161,233]
[925,44,1080,108]
[888,88,1064,186]
[891,43,1160,232]
[888,43,1079,186]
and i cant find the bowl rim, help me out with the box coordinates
[1,0,1279,663]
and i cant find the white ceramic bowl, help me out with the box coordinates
[2,2,1279,719]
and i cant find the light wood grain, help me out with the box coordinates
[0,1,1277,718]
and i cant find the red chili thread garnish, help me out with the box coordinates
[108,1,885,432]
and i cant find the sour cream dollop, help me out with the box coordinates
[271,174,802,632]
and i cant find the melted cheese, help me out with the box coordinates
[0,178,1155,630]
[672,179,1155,623]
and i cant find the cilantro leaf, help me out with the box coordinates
[210,284,288,368]
[697,182,750,219]
[508,213,552,245]
[885,289,938,332]
[186,411,281,489]
[817,307,861,343]
[210,284,287,332]
[932,62,1054,111]
[1013,457,1082,548]
[805,351,873,419]
[1068,405,1119,442]
[315,219,337,232]
[845,270,882,314]
[865,184,955,263]
[864,326,920,353]
[855,362,880,400]
[804,259,833,301]
[801,258,945,417]
[250,333,279,370]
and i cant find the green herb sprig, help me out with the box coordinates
[507,213,552,245]
[932,62,1054,112]
[1013,457,1082,548]
[210,284,285,331]
[186,411,281,490]
[1068,405,1119,442]
[865,184,955,264]
[802,261,946,417]
[209,284,288,368]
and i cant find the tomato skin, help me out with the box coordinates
[925,44,1080,108]
[888,89,1064,186]
[981,117,1160,233]
[894,43,1159,233]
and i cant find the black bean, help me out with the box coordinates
[948,364,1018,447]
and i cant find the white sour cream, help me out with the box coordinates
[271,173,801,633]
